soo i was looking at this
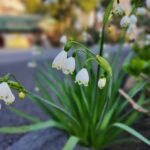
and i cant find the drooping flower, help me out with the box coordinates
[125,14,138,40]
[0,82,15,105]
[52,50,67,70]
[113,3,125,16]
[62,57,75,74]
[75,68,89,86]
[130,15,137,25]
[120,16,130,28]
[98,77,106,89]
[60,35,67,45]
[136,7,147,16]
[146,0,150,9]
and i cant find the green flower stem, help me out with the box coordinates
[0,74,25,92]
[8,81,24,91]
[68,41,96,57]
[84,58,96,66]
[92,25,105,114]
[0,74,10,82]
[67,41,112,75]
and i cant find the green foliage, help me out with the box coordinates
[113,123,150,145]
[124,43,150,77]
[1,58,149,149]
[29,61,149,149]
[63,136,79,150]
[133,44,150,60]
[0,120,59,134]
[131,0,143,7]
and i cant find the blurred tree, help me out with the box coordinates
[131,0,143,6]
[24,0,99,16]
[25,0,43,13]
[76,0,98,11]
[24,0,99,44]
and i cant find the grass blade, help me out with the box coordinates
[63,136,79,150]
[103,0,114,26]
[7,106,40,123]
[28,92,80,129]
[113,123,150,146]
[0,120,59,134]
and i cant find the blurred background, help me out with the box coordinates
[0,0,136,50]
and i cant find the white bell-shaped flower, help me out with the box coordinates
[136,7,147,15]
[146,0,150,9]
[52,50,67,70]
[75,68,89,86]
[62,57,75,74]
[130,15,137,25]
[98,77,106,89]
[120,16,130,28]
[113,3,125,16]
[0,82,15,105]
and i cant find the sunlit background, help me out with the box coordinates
[0,0,137,50]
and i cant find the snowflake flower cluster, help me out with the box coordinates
[52,49,106,89]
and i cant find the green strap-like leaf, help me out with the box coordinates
[128,80,147,97]
[62,136,79,150]
[28,92,80,129]
[8,106,40,123]
[113,123,150,146]
[0,120,60,134]
[103,0,114,26]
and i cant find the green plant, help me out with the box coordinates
[0,49,149,150]
[0,0,150,150]
[124,43,150,77]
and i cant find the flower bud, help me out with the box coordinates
[108,26,113,33]
[18,92,26,100]
[98,77,106,89]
